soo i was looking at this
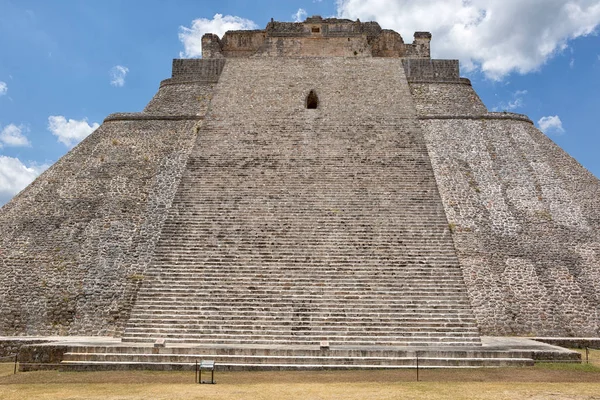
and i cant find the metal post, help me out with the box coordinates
[14,354,18,375]
[416,352,419,382]
[195,360,198,383]
[586,347,589,364]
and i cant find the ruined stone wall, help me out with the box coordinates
[403,59,460,81]
[255,36,373,57]
[171,59,225,82]
[220,30,267,57]
[143,81,215,116]
[417,107,600,335]
[0,66,221,336]
[409,81,487,116]
[202,18,430,59]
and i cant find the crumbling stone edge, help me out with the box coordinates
[17,343,69,372]
[0,339,50,358]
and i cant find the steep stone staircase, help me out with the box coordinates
[115,58,483,366]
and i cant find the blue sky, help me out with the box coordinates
[0,0,599,205]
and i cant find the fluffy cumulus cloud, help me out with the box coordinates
[336,0,600,80]
[538,115,565,135]
[0,124,30,147]
[0,81,7,96]
[179,14,259,58]
[293,8,308,23]
[110,65,129,87]
[47,116,99,147]
[0,156,49,205]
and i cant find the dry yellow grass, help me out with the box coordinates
[0,350,599,400]
[1,376,599,400]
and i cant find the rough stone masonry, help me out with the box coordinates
[0,16,598,341]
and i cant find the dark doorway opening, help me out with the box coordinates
[306,90,319,109]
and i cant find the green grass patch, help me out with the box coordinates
[534,362,600,372]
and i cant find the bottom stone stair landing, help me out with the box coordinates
[16,337,582,372]
[58,343,535,371]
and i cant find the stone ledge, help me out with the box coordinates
[160,78,219,87]
[104,113,205,122]
[407,78,472,85]
[419,112,533,124]
[533,337,600,349]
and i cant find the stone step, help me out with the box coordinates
[151,245,456,251]
[144,274,466,281]
[129,302,474,310]
[127,316,477,326]
[144,283,466,290]
[159,216,451,222]
[132,294,471,302]
[64,346,528,359]
[128,311,476,320]
[152,251,457,257]
[131,303,473,311]
[135,288,468,296]
[144,269,466,276]
[60,359,533,371]
[152,246,458,253]
[150,261,460,267]
[122,324,478,334]
[119,336,481,346]
[128,320,479,336]
[128,312,477,322]
[135,283,469,290]
[144,264,464,270]
[150,256,460,263]
[60,352,530,369]
[158,225,453,231]
[144,280,468,288]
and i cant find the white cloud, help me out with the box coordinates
[0,81,7,96]
[47,115,99,147]
[493,89,527,111]
[336,0,600,80]
[0,156,49,206]
[178,14,259,58]
[538,115,565,135]
[0,124,30,147]
[109,65,129,87]
[293,8,308,23]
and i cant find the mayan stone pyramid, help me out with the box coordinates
[1,16,599,346]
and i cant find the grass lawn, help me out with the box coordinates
[0,350,599,400]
